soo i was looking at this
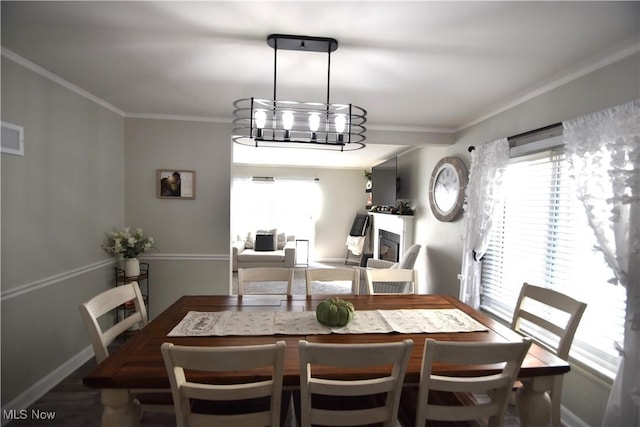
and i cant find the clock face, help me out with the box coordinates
[434,165,459,212]
[429,157,468,222]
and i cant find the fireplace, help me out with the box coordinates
[378,230,401,262]
[370,212,414,262]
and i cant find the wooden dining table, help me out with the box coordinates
[83,294,569,427]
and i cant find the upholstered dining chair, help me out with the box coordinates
[305,267,360,295]
[161,341,286,427]
[364,268,418,294]
[510,283,587,427]
[79,281,173,413]
[298,339,413,427]
[399,338,532,427]
[237,267,294,296]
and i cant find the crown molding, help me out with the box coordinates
[1,48,126,117]
[456,41,640,132]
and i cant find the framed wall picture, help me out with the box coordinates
[157,169,196,199]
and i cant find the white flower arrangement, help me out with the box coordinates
[102,227,154,259]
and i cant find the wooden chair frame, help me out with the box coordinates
[511,282,587,427]
[305,267,360,295]
[79,282,173,412]
[298,339,413,427]
[161,341,286,427]
[79,281,147,364]
[237,267,294,296]
[413,338,532,427]
[364,268,418,295]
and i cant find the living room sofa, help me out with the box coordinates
[232,232,296,272]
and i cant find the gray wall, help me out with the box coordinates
[1,57,124,405]
[402,53,640,426]
[124,118,232,314]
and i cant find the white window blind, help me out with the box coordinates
[480,148,626,378]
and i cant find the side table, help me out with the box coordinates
[295,239,309,267]
[114,262,150,318]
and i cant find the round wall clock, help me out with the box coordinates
[428,156,468,222]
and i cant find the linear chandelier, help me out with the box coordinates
[232,34,367,151]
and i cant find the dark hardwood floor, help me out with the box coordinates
[3,353,176,427]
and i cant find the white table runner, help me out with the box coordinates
[167,309,488,337]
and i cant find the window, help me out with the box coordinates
[231,177,322,243]
[481,143,626,378]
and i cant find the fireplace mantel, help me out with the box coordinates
[370,213,414,261]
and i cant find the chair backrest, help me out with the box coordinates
[79,281,148,363]
[161,341,286,427]
[511,282,587,359]
[415,338,532,427]
[237,267,294,296]
[298,339,413,427]
[395,244,421,269]
[305,268,360,295]
[365,268,417,294]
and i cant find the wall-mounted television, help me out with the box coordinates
[371,157,398,206]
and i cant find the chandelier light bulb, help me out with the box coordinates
[254,110,267,129]
[282,111,294,130]
[335,114,346,133]
[308,113,320,132]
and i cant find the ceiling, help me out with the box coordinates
[2,1,638,168]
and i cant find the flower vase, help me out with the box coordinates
[124,257,140,277]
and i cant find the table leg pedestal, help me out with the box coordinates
[100,389,142,427]
[516,376,553,427]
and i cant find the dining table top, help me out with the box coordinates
[83,294,570,390]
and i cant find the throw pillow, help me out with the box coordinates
[257,228,278,249]
[277,232,287,250]
[254,233,275,251]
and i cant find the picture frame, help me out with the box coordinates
[157,169,196,199]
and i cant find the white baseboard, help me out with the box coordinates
[1,346,94,426]
[562,406,590,427]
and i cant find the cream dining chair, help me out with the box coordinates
[79,281,173,413]
[305,267,360,295]
[511,283,587,427]
[237,267,294,296]
[298,339,413,427]
[161,341,286,427]
[400,338,532,427]
[364,268,418,294]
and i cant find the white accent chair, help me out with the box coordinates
[298,339,413,427]
[161,341,286,427]
[237,267,294,296]
[305,267,360,295]
[358,244,421,294]
[366,243,421,269]
[511,283,587,427]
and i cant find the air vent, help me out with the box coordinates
[1,122,24,156]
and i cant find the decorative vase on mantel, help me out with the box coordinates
[124,257,140,278]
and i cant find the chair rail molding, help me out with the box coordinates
[1,259,115,301]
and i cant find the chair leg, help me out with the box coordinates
[550,376,564,427]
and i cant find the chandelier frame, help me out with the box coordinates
[232,34,367,151]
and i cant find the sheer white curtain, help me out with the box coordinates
[564,99,640,427]
[459,138,509,308]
